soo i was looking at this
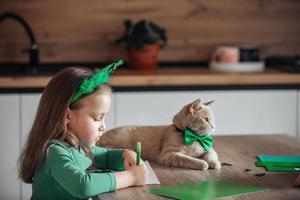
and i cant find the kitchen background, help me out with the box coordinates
[1,0,300,63]
[0,0,300,199]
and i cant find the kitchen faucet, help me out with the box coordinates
[0,12,39,65]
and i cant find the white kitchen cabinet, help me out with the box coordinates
[298,90,300,140]
[115,90,297,136]
[106,94,116,130]
[20,94,41,200]
[0,94,20,200]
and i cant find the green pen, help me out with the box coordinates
[136,142,141,166]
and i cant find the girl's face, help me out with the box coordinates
[67,91,111,148]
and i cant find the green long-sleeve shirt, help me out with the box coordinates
[31,140,124,200]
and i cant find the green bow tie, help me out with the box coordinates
[184,128,214,152]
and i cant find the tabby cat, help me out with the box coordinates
[97,99,221,170]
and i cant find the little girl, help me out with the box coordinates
[19,60,148,199]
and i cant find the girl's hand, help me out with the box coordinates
[129,162,148,186]
[114,161,149,189]
[123,150,144,170]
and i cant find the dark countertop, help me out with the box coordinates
[1,68,300,92]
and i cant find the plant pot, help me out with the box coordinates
[128,44,160,71]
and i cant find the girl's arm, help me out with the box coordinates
[92,146,124,170]
[47,145,118,198]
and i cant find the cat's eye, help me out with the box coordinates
[204,117,209,122]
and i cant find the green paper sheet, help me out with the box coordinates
[146,179,267,200]
[258,155,300,163]
[263,166,300,172]
[257,155,300,172]
[255,161,300,168]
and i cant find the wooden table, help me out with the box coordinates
[100,135,300,200]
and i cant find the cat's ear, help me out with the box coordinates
[204,100,214,107]
[189,99,202,114]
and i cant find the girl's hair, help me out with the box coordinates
[19,67,112,183]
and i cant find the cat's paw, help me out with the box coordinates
[199,161,209,170]
[208,160,221,169]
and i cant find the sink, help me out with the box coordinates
[0,62,109,76]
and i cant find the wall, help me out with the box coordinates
[1,0,300,63]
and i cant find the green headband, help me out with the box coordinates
[70,59,124,105]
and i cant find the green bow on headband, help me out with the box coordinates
[70,59,124,105]
[184,128,213,152]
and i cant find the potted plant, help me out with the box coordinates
[115,19,167,71]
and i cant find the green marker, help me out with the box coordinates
[136,142,141,165]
